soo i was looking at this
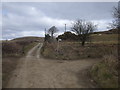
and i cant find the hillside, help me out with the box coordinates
[93,29,118,34]
[11,36,44,43]
[2,36,44,57]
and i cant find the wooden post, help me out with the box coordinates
[65,24,66,32]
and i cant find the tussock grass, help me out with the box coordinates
[90,54,118,88]
[41,41,118,60]
[2,40,38,57]
[2,41,22,57]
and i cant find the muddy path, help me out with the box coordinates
[5,43,99,88]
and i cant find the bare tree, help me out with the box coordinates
[71,19,97,46]
[48,26,58,39]
[108,2,120,29]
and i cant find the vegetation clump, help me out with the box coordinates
[90,54,118,88]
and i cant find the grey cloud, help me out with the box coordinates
[27,2,117,20]
[2,2,118,40]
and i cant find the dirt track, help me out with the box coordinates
[6,43,99,88]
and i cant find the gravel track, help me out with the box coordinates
[6,43,98,88]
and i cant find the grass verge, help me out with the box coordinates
[90,55,118,88]
[24,42,38,55]
[41,42,118,60]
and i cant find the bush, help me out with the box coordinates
[57,32,79,41]
[90,54,118,88]
[2,40,38,57]
[41,42,58,59]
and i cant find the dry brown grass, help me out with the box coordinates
[90,54,118,88]
[12,36,44,43]
[2,41,22,57]
[2,39,39,57]
[41,41,118,60]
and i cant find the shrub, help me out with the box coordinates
[90,54,118,88]
[57,32,79,41]
[41,42,58,59]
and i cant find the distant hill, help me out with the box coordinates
[93,29,118,34]
[11,36,44,43]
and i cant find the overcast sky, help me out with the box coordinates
[2,2,118,40]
